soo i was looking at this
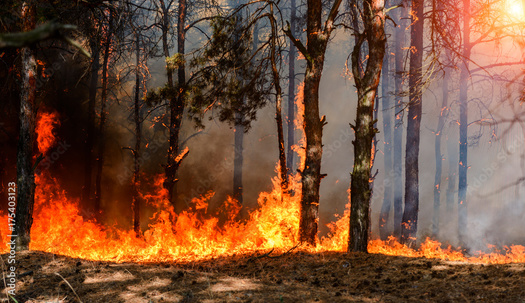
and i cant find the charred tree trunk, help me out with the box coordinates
[370,93,380,241]
[161,0,186,207]
[94,13,113,219]
[286,0,297,183]
[456,0,472,246]
[173,0,188,203]
[446,121,457,214]
[132,33,142,236]
[14,1,37,251]
[232,17,256,206]
[379,40,393,240]
[458,0,471,246]
[233,121,244,204]
[161,0,176,204]
[392,2,406,238]
[160,0,174,89]
[269,7,288,194]
[432,67,449,237]
[285,0,342,246]
[348,0,386,252]
[82,39,100,214]
[299,65,323,245]
[372,94,380,169]
[400,0,424,246]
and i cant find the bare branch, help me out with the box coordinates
[0,22,91,58]
[283,21,310,63]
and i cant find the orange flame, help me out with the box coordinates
[0,160,523,263]
[0,172,302,262]
[293,81,306,172]
[1,87,524,264]
[36,111,60,154]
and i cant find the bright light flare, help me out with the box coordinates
[506,0,525,20]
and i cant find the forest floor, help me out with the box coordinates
[0,250,524,303]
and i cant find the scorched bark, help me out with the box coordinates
[15,0,37,250]
[348,0,386,252]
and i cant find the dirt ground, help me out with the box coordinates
[0,250,524,303]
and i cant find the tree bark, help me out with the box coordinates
[161,0,176,204]
[400,0,424,246]
[233,120,244,205]
[379,39,393,240]
[161,0,186,207]
[446,121,457,214]
[132,32,142,236]
[284,0,342,246]
[269,6,288,194]
[392,2,406,239]
[456,0,472,248]
[94,12,113,219]
[348,0,386,252]
[232,15,256,207]
[457,0,471,246]
[432,66,449,238]
[82,37,100,215]
[14,0,37,251]
[300,65,323,244]
[174,0,187,202]
[286,0,297,183]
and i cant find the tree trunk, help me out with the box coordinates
[446,121,457,214]
[232,15,256,207]
[82,38,100,216]
[293,0,342,246]
[132,33,141,236]
[161,0,186,207]
[14,0,37,251]
[286,0,297,183]
[160,0,174,88]
[174,0,188,202]
[370,91,380,242]
[400,0,424,246]
[458,0,471,246]
[379,39,393,240]
[233,121,244,205]
[393,3,406,239]
[94,12,113,219]
[432,67,449,237]
[269,5,288,194]
[300,68,323,245]
[348,0,386,252]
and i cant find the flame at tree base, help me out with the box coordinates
[1,172,525,264]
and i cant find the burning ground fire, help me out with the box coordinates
[3,112,525,264]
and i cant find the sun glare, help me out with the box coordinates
[507,0,525,20]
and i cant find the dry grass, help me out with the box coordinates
[0,250,524,302]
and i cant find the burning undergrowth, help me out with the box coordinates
[1,169,525,264]
[4,111,525,265]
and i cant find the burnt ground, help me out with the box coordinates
[0,250,524,302]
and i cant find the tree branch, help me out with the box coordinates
[324,0,343,34]
[283,21,311,63]
[471,61,524,74]
[0,22,90,58]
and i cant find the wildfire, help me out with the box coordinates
[15,173,302,262]
[368,237,525,264]
[36,111,60,154]
[3,99,525,265]
[293,81,306,172]
[2,171,524,264]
